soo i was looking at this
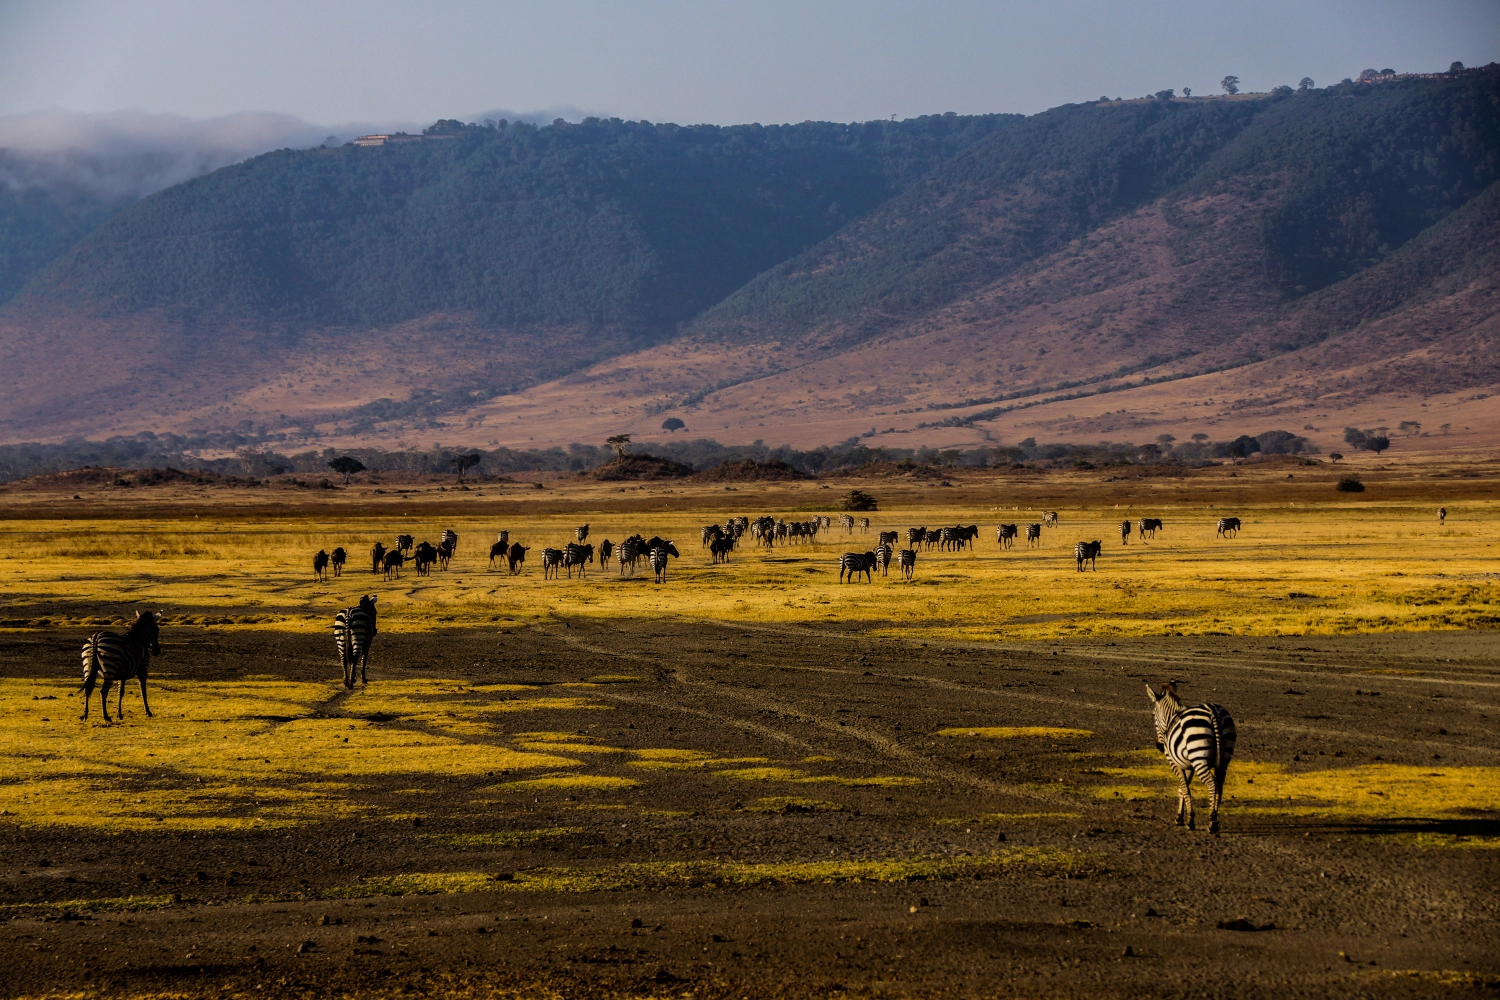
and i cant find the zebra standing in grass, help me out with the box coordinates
[996,524,1018,549]
[542,547,565,580]
[334,595,378,690]
[313,549,330,581]
[838,551,876,583]
[331,547,346,577]
[1043,511,1058,527]
[396,534,414,557]
[875,543,893,577]
[840,514,856,534]
[1026,523,1042,547]
[1216,517,1241,537]
[649,541,679,582]
[441,529,459,557]
[564,542,594,578]
[906,527,925,549]
[371,542,387,575]
[898,548,917,580]
[1119,520,1132,545]
[860,517,870,534]
[1139,518,1162,539]
[1146,682,1236,834]
[575,524,590,543]
[878,530,898,549]
[80,611,161,722]
[1438,507,1447,524]
[437,538,455,570]
[1075,540,1101,572]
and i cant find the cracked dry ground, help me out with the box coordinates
[2,622,1497,999]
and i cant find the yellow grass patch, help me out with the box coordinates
[487,774,640,792]
[939,727,1094,739]
[426,827,582,847]
[0,893,175,917]
[715,766,922,787]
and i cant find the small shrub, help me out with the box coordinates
[840,489,878,512]
[1335,475,1365,493]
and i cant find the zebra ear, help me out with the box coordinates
[1145,682,1159,702]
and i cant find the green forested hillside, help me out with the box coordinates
[0,181,128,306]
[16,114,1015,334]
[692,69,1500,342]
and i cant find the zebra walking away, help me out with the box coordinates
[1075,540,1101,572]
[838,551,876,583]
[564,542,594,578]
[1043,511,1058,527]
[1216,517,1242,537]
[313,549,330,581]
[875,543,893,576]
[859,517,870,534]
[649,542,679,582]
[542,548,565,580]
[840,514,855,534]
[898,548,917,580]
[331,547,346,577]
[575,524,590,543]
[334,596,378,689]
[396,534,414,557]
[996,524,1018,549]
[1026,523,1042,547]
[80,610,161,722]
[440,529,459,557]
[1146,682,1236,833]
[1119,520,1132,545]
[1138,518,1163,539]
[1438,507,1447,523]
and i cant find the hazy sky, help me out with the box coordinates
[2,0,1497,126]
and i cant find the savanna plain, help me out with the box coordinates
[1,455,1497,999]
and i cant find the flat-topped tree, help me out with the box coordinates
[328,456,365,484]
[606,435,632,460]
[450,453,482,482]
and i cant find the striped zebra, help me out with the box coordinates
[1138,518,1163,539]
[1119,520,1132,544]
[898,548,917,580]
[333,596,378,690]
[617,537,644,575]
[1216,517,1241,537]
[1438,507,1447,523]
[437,538,455,570]
[859,517,870,534]
[1146,682,1237,834]
[1025,523,1042,547]
[396,534,414,557]
[441,529,459,557]
[840,514,855,533]
[701,524,723,547]
[382,550,405,579]
[564,542,594,578]
[542,547,565,580]
[649,541,679,583]
[1075,540,1101,572]
[575,524,590,543]
[875,543,893,576]
[80,611,161,722]
[838,551,876,583]
[370,542,387,575]
[331,547,346,577]
[996,524,1018,549]
[1043,511,1058,527]
[878,530,899,549]
[906,526,925,548]
[414,541,437,576]
[313,549,330,581]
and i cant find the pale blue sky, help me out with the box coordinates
[2,0,1496,126]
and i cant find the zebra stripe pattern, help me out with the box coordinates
[1043,511,1058,527]
[839,551,876,583]
[333,596,378,690]
[396,534,414,556]
[996,524,1017,549]
[80,611,161,722]
[1147,682,1237,833]
[542,547,565,579]
[1138,518,1162,539]
[1025,523,1042,547]
[564,542,594,578]
[1119,520,1132,544]
[875,543,893,576]
[575,524,590,542]
[1075,540,1101,571]
[840,514,855,533]
[1216,517,1241,537]
[649,541,679,582]
[898,548,916,580]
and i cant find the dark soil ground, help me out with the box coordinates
[2,621,1497,999]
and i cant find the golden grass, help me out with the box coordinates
[486,774,641,792]
[426,827,582,847]
[0,893,175,917]
[939,727,1094,739]
[3,499,1496,641]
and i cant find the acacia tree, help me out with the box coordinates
[605,434,632,460]
[450,453,482,481]
[1221,75,1240,95]
[328,456,365,485]
[1299,77,1315,90]
[661,417,685,433]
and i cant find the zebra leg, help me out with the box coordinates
[137,671,152,717]
[1172,763,1191,826]
[99,677,115,723]
[118,679,127,718]
[1209,763,1228,834]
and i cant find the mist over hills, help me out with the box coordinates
[1,69,1496,454]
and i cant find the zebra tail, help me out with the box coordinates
[80,637,102,693]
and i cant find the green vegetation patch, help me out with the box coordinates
[0,893,175,917]
[425,827,583,848]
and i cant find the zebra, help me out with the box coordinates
[1216,517,1242,537]
[898,548,917,580]
[875,543,893,576]
[382,550,405,580]
[1043,511,1058,527]
[396,534,414,557]
[80,611,160,722]
[370,542,387,575]
[906,527,925,549]
[1075,540,1101,572]
[649,542,679,583]
[488,539,509,568]
[313,549,330,582]
[506,543,529,575]
[1438,507,1447,523]
[437,538,455,571]
[334,595,378,690]
[575,524,590,543]
[441,529,459,557]
[701,524,723,547]
[838,551,876,583]
[941,526,962,550]
[599,539,614,567]
[542,547,565,580]
[860,517,870,534]
[1146,682,1237,834]
[564,542,594,578]
[840,514,855,533]
[1139,518,1163,539]
[617,537,644,575]
[414,541,437,576]
[878,530,899,549]
[996,524,1018,549]
[1025,523,1042,547]
[331,547,346,577]
[1119,520,1132,545]
[495,530,510,550]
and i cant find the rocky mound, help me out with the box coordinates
[691,459,808,482]
[2,465,226,489]
[584,454,695,481]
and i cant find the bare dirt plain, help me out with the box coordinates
[1,460,1497,999]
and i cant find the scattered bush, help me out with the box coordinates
[1335,475,1365,493]
[840,489,879,512]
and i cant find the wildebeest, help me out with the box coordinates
[437,539,455,571]
[331,547,346,577]
[599,539,614,566]
[382,550,405,580]
[371,542,387,575]
[709,535,736,564]
[489,540,509,568]
[1438,507,1447,523]
[313,549,330,581]
[414,541,438,576]
[506,542,529,575]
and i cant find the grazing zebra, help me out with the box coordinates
[599,539,614,566]
[1147,682,1237,834]
[331,547,346,577]
[840,514,856,533]
[906,526,925,548]
[564,542,594,578]
[1025,523,1042,547]
[1075,540,1101,572]
[437,539,455,571]
[542,547,565,580]
[1119,520,1132,545]
[333,595,378,690]
[838,551,876,583]
[1043,511,1058,527]
[575,524,590,543]
[996,524,1018,549]
[371,542,387,575]
[898,548,917,580]
[709,535,735,564]
[414,541,437,576]
[441,529,459,557]
[1216,517,1242,537]
[313,549,330,582]
[506,543,529,575]
[878,530,899,549]
[875,543,893,576]
[396,534,414,557]
[649,541,679,583]
[1438,507,1447,523]
[382,550,405,579]
[488,540,508,568]
[80,611,161,722]
[1139,517,1163,539]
